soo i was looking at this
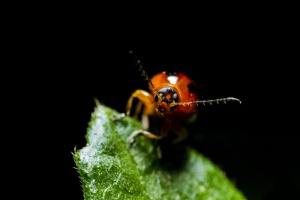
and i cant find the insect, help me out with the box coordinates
[117,51,241,157]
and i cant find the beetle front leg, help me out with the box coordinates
[112,89,154,122]
[125,89,162,143]
[126,89,154,117]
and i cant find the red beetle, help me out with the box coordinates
[116,51,241,157]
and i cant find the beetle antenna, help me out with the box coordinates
[177,97,242,106]
[129,50,156,92]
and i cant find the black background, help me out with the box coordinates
[19,6,298,200]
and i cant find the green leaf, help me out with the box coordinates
[74,103,246,200]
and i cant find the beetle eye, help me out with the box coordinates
[172,93,178,100]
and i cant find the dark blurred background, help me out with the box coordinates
[34,7,298,200]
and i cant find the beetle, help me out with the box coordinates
[116,51,241,157]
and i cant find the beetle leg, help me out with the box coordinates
[126,89,153,130]
[126,89,170,160]
[141,112,149,130]
[133,100,143,119]
[128,129,163,144]
[126,89,154,117]
[128,120,170,144]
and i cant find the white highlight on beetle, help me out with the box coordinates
[167,75,178,84]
